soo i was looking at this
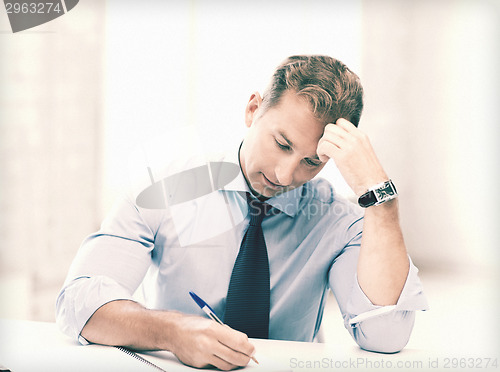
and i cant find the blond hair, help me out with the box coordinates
[261,55,364,126]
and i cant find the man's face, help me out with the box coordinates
[240,90,327,199]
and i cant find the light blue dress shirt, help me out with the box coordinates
[56,145,428,353]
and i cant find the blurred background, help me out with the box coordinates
[1,0,499,357]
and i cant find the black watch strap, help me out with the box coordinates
[358,190,378,208]
[358,180,397,208]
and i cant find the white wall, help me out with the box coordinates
[0,1,105,320]
[360,0,499,271]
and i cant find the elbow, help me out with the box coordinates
[351,311,415,354]
[358,336,409,354]
[55,287,77,340]
[55,290,70,337]
[55,281,89,341]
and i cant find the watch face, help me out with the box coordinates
[375,183,395,200]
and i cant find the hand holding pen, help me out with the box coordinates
[189,291,259,365]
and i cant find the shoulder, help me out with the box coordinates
[299,177,363,221]
[302,177,355,206]
[303,177,334,203]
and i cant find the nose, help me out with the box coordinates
[275,156,299,186]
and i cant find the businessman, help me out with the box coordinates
[56,55,427,370]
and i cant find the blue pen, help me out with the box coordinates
[189,291,224,325]
[189,291,259,364]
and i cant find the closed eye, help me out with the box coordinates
[275,139,291,151]
[304,158,322,167]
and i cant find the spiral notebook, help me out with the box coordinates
[115,346,292,371]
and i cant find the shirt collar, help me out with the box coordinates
[217,142,303,217]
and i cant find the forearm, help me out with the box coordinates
[357,198,409,306]
[317,118,411,305]
[81,300,181,351]
[80,299,256,370]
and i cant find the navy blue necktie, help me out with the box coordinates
[224,193,271,338]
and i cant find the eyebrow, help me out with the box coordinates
[278,131,322,162]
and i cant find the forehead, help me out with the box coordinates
[263,91,325,146]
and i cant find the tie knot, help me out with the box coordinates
[247,194,270,226]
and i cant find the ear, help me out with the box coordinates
[244,92,263,128]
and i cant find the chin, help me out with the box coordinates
[251,187,271,199]
[248,185,273,199]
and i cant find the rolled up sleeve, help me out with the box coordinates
[56,276,134,342]
[328,223,428,353]
[55,193,158,342]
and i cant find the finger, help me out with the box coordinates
[336,118,357,132]
[207,353,239,371]
[320,124,352,151]
[323,122,348,140]
[317,138,341,163]
[330,119,369,148]
[214,341,252,368]
[218,327,255,357]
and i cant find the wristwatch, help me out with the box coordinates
[358,180,398,208]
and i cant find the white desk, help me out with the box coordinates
[0,318,491,371]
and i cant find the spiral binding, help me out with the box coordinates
[115,346,167,372]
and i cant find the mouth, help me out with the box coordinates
[261,173,283,191]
